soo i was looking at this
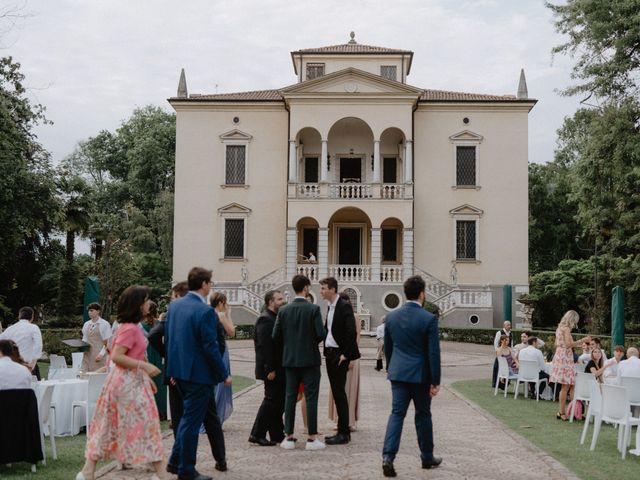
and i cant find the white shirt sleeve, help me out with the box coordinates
[493,331,502,350]
[81,321,90,342]
[31,325,43,362]
[98,319,111,341]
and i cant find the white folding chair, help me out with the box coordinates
[71,373,107,435]
[37,385,57,464]
[49,355,67,369]
[514,360,548,401]
[580,380,601,445]
[71,352,83,371]
[494,356,518,398]
[569,372,596,422]
[590,384,640,458]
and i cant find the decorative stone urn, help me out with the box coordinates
[516,296,535,329]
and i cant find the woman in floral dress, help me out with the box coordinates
[549,310,590,421]
[76,285,164,480]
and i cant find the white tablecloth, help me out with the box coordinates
[34,379,88,436]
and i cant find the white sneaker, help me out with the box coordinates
[280,438,296,450]
[305,439,326,451]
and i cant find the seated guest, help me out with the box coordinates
[496,335,518,376]
[518,336,549,397]
[514,331,545,359]
[577,339,592,366]
[0,339,32,389]
[585,348,606,383]
[602,345,625,385]
[592,338,608,362]
[618,347,640,378]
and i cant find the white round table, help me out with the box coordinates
[34,379,89,436]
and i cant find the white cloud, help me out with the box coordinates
[4,0,580,164]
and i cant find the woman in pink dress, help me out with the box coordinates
[549,310,590,421]
[76,285,164,480]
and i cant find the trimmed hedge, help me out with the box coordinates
[41,328,82,362]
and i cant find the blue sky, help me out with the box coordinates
[4,0,580,165]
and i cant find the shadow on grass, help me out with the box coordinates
[451,379,639,480]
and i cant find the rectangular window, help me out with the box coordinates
[456,146,476,186]
[225,145,246,185]
[380,65,397,81]
[306,63,325,80]
[382,228,398,262]
[304,157,319,183]
[302,228,318,260]
[224,219,244,258]
[383,157,397,183]
[456,220,476,260]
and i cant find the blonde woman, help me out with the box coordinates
[211,292,236,424]
[549,310,590,420]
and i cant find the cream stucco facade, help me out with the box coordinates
[169,36,536,330]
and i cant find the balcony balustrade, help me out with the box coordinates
[289,182,411,200]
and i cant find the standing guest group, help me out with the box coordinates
[0,268,442,480]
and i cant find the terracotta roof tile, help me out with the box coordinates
[173,87,525,103]
[179,89,283,101]
[293,43,412,54]
[420,89,518,101]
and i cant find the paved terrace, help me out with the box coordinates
[97,339,577,480]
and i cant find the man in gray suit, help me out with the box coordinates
[381,275,442,477]
[272,274,326,451]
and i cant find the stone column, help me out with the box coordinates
[402,228,414,279]
[404,140,413,183]
[371,228,381,282]
[372,140,380,183]
[288,140,297,183]
[320,140,328,183]
[286,227,297,279]
[318,227,329,279]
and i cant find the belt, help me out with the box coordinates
[325,346,339,351]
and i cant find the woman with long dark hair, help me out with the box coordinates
[210,292,235,424]
[76,286,164,480]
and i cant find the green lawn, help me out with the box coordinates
[451,379,639,480]
[0,376,254,479]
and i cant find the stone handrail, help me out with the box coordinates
[296,264,318,281]
[329,183,372,199]
[246,266,287,296]
[435,288,493,316]
[413,267,454,300]
[329,264,372,282]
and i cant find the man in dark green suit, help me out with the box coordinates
[272,274,326,451]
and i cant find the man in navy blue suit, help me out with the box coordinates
[165,267,230,480]
[381,275,442,477]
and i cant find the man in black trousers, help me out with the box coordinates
[319,277,360,445]
[148,281,228,474]
[249,290,286,446]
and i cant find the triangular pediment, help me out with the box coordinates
[281,68,423,96]
[449,130,484,142]
[219,129,253,141]
[218,203,252,215]
[449,204,484,216]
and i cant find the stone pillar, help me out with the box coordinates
[404,140,413,183]
[320,140,328,183]
[288,140,297,183]
[402,228,414,279]
[372,140,380,183]
[286,227,297,279]
[371,228,381,282]
[318,227,329,279]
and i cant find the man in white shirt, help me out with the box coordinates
[0,306,43,379]
[602,346,625,384]
[619,347,640,378]
[0,339,32,389]
[375,317,386,371]
[513,331,545,359]
[518,336,549,397]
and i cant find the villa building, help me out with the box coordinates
[168,33,536,330]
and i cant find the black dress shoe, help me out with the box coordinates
[325,433,350,445]
[422,456,442,469]
[215,461,227,472]
[248,435,276,446]
[382,460,397,477]
[166,463,178,474]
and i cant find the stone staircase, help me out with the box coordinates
[220,264,491,319]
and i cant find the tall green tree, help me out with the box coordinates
[0,56,62,321]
